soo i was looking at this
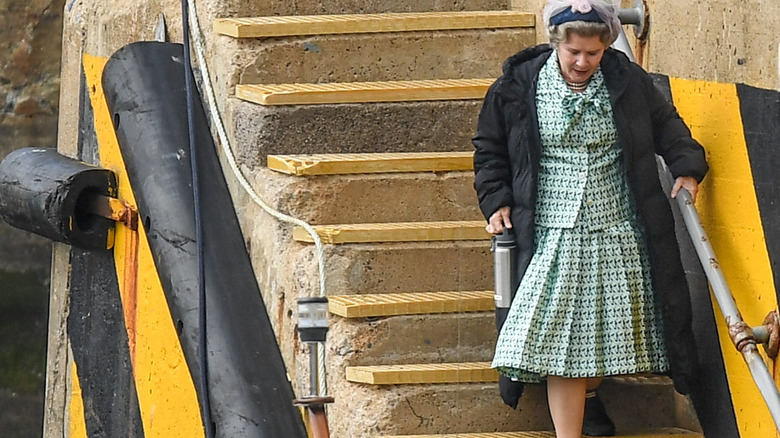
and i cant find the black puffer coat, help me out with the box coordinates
[473,45,708,397]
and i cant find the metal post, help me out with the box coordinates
[310,342,319,396]
[613,0,649,63]
[612,29,637,63]
[614,1,780,426]
[618,0,649,40]
[617,7,642,26]
[295,297,334,438]
[663,163,780,431]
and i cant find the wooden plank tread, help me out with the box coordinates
[267,152,474,175]
[328,290,493,317]
[293,220,489,244]
[380,428,702,437]
[236,78,494,105]
[215,11,535,38]
[347,362,671,386]
[346,362,496,384]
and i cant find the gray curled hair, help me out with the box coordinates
[544,0,621,46]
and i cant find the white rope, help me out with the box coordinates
[186,0,328,397]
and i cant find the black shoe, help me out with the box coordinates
[582,392,615,436]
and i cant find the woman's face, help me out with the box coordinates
[557,33,607,84]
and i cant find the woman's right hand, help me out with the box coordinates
[487,206,512,234]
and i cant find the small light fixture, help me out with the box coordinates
[294,297,334,436]
[297,297,329,343]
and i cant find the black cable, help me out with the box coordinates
[180,0,214,436]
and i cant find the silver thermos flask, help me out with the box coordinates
[492,228,517,309]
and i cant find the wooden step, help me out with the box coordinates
[380,429,703,438]
[215,11,534,38]
[237,78,494,105]
[346,362,497,384]
[328,290,493,317]
[267,152,474,175]
[293,220,489,244]
[347,363,672,386]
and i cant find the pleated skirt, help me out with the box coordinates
[491,220,670,383]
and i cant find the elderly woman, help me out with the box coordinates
[473,0,708,436]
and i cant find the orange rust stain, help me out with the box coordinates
[635,38,647,68]
[122,227,140,366]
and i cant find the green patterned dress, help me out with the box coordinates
[491,52,671,382]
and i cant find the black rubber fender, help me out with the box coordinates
[102,41,307,438]
[0,147,116,250]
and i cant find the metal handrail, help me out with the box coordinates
[614,1,780,429]
[665,166,780,431]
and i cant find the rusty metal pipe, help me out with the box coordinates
[666,166,780,431]
[294,396,334,438]
[307,404,330,438]
[754,326,770,344]
[618,0,649,40]
[613,0,648,63]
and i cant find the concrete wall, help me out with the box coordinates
[647,0,779,89]
[0,0,65,435]
[511,0,780,90]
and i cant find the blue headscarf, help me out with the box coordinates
[549,7,605,25]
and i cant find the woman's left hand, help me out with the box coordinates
[671,176,700,203]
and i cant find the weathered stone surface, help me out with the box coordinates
[237,207,491,313]
[1,0,64,155]
[511,0,780,89]
[226,29,533,85]
[510,0,546,44]
[319,379,553,436]
[42,244,70,438]
[312,367,683,436]
[329,312,497,366]
[322,241,492,295]
[647,0,780,89]
[229,98,482,169]
[599,376,684,432]
[249,168,482,224]
[0,1,62,436]
[216,0,510,17]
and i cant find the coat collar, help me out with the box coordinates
[599,48,633,105]
[496,45,553,103]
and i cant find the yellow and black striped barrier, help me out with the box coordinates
[652,74,780,438]
[66,43,307,437]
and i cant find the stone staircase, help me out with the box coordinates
[210,3,704,437]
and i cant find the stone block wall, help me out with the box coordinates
[0,0,65,436]
[0,0,62,268]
